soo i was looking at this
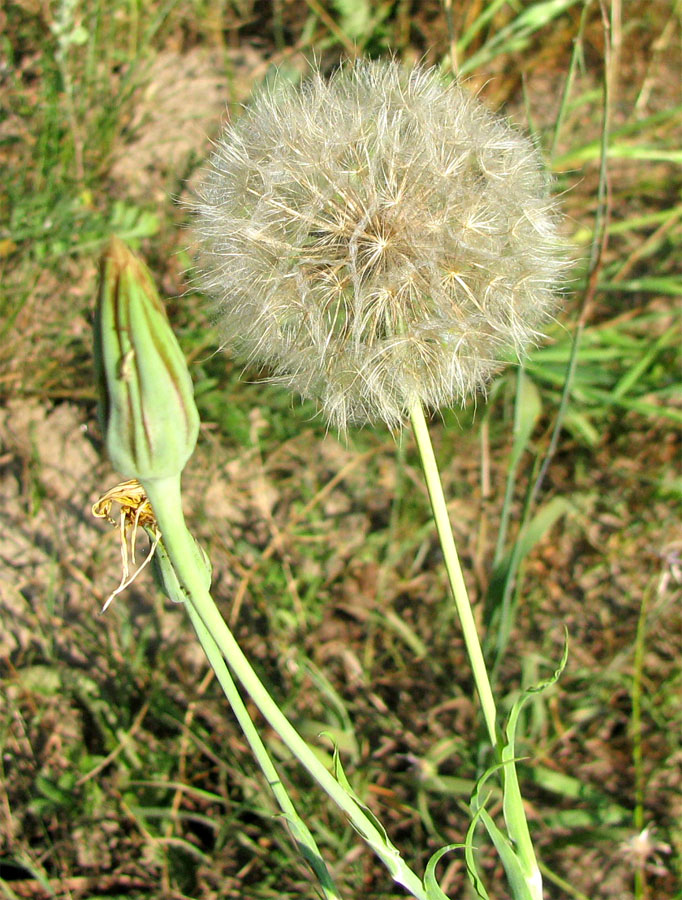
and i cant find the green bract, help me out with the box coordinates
[95,237,199,481]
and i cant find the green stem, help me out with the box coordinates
[408,399,498,749]
[184,602,341,900]
[142,474,428,900]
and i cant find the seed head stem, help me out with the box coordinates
[408,398,498,747]
[409,399,544,900]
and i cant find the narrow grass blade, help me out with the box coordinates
[494,368,542,566]
[423,844,465,900]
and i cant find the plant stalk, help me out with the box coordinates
[142,473,428,900]
[183,600,341,900]
[408,398,498,749]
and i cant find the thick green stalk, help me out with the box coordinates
[409,400,544,900]
[183,601,341,900]
[408,398,498,748]
[142,474,428,900]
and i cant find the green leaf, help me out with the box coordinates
[510,371,542,470]
[468,767,539,900]
[14,666,62,695]
[331,0,373,40]
[464,803,492,900]
[280,813,341,900]
[487,495,573,648]
[494,367,543,565]
[500,638,569,883]
[460,0,582,75]
[326,741,405,880]
[477,807,536,900]
[424,844,465,899]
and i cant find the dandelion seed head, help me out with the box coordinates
[194,59,567,431]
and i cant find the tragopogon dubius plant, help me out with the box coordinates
[95,60,568,900]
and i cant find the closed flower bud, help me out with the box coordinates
[95,238,199,481]
[194,60,567,431]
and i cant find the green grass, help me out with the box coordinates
[1,1,681,898]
